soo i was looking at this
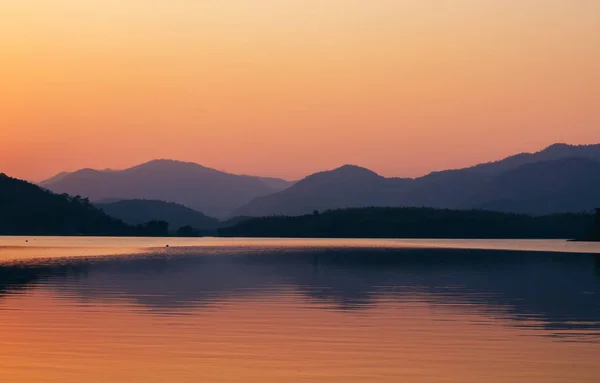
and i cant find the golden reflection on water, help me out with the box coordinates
[1,290,598,383]
[0,237,599,382]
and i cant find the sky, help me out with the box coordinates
[1,1,599,182]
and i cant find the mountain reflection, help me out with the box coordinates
[1,247,599,336]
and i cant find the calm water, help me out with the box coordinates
[1,237,600,382]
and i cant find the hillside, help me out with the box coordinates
[40,159,293,218]
[220,207,595,240]
[468,158,600,214]
[95,199,220,230]
[233,144,600,217]
[0,173,132,236]
[234,165,412,217]
[590,209,600,241]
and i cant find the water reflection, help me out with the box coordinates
[1,247,599,337]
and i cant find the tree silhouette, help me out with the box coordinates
[219,207,594,240]
[137,220,169,237]
[592,208,600,240]
[176,225,201,237]
[0,173,174,237]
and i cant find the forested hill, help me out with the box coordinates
[219,207,596,240]
[1,173,137,236]
[233,144,600,217]
[591,209,600,241]
[3,172,597,240]
[95,199,220,231]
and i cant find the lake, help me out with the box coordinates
[1,237,600,382]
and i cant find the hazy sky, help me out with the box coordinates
[1,1,599,181]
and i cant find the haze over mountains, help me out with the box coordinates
[40,143,600,218]
[40,160,294,218]
[95,200,220,230]
[3,171,597,240]
[234,143,600,216]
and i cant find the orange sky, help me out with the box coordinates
[1,1,599,181]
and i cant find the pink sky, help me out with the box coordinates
[1,1,599,181]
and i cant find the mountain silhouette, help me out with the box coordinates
[221,207,594,239]
[233,165,412,217]
[0,173,131,235]
[95,199,220,231]
[468,157,600,214]
[40,159,294,218]
[427,143,600,177]
[234,144,600,216]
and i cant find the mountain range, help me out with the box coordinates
[40,143,600,217]
[40,160,294,218]
[233,144,600,216]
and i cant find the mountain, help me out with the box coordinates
[37,171,71,185]
[95,199,220,230]
[40,160,294,218]
[233,144,600,217]
[468,158,600,214]
[234,165,412,216]
[220,207,595,240]
[0,173,132,236]
[396,143,600,208]
[429,143,600,177]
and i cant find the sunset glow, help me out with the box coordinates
[1,1,599,181]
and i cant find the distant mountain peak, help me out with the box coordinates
[77,168,101,173]
[143,158,191,165]
[328,164,381,177]
[39,159,293,218]
[233,142,600,217]
[130,159,209,170]
[335,164,377,172]
[299,164,383,185]
[542,142,600,154]
[542,143,570,152]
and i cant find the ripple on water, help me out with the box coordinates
[0,237,599,382]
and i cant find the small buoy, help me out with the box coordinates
[166,245,169,248]
[26,240,28,243]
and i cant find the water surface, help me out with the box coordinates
[1,237,599,382]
